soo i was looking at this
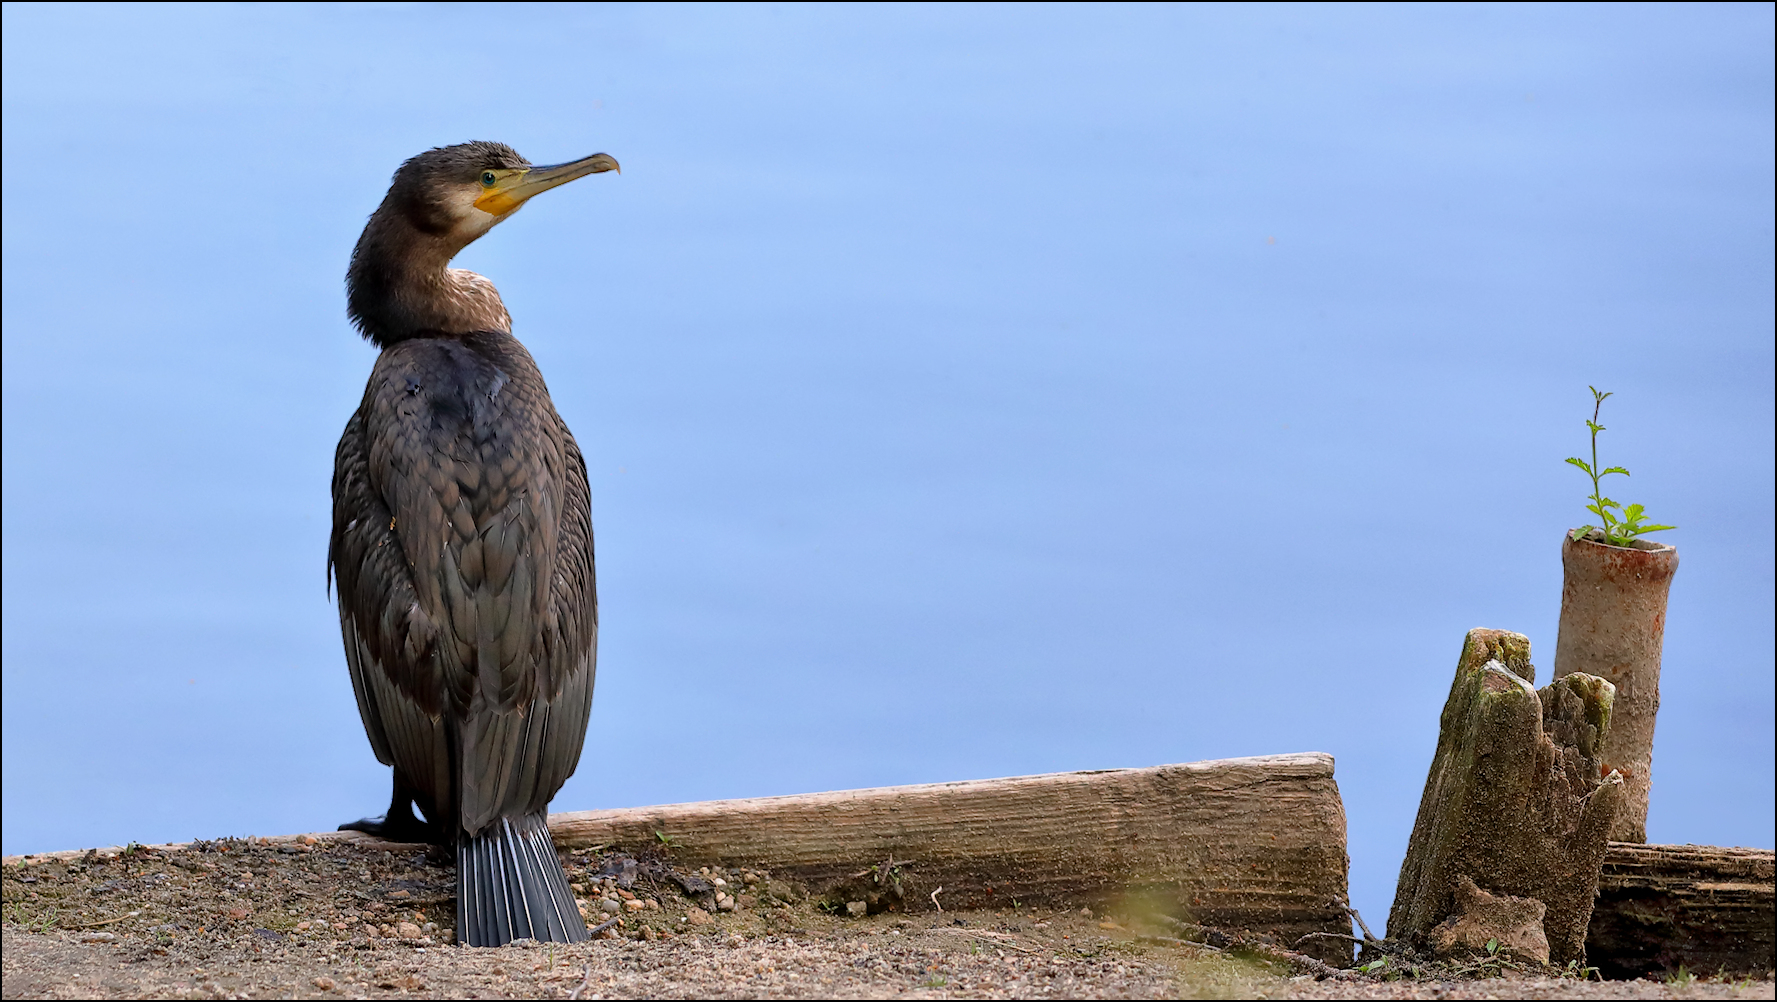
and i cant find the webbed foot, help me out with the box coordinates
[337,813,433,843]
[339,776,439,844]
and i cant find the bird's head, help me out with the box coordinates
[348,141,619,344]
[381,141,621,250]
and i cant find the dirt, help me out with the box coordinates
[3,835,1770,1000]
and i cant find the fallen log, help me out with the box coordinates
[1587,842,1776,979]
[549,752,1353,961]
[3,755,1353,962]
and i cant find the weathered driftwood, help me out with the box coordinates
[549,753,1353,961]
[4,756,1353,961]
[1553,532,1680,842]
[1389,629,1623,965]
[1587,842,1776,979]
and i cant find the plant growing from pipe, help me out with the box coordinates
[1565,386,1675,546]
[1553,386,1680,842]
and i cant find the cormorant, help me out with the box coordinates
[328,141,618,947]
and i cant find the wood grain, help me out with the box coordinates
[1587,842,1775,978]
[1388,629,1622,965]
[548,752,1352,959]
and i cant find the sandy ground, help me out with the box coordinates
[4,836,1770,1000]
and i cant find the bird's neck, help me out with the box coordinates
[347,212,512,347]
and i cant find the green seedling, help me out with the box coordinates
[1559,960,1603,981]
[1565,387,1675,546]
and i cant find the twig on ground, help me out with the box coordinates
[926,927,1041,954]
[64,912,138,930]
[587,917,619,937]
[1296,931,1366,946]
[1346,905,1380,944]
[567,964,593,1000]
[1241,942,1362,981]
[1136,934,1216,950]
[930,886,944,912]
[1146,917,1365,981]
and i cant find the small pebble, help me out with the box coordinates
[845,901,867,917]
[684,907,712,926]
[599,898,622,914]
[312,976,336,991]
[81,932,116,943]
[396,921,422,939]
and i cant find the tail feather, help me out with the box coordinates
[456,814,588,947]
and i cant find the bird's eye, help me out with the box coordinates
[480,171,497,187]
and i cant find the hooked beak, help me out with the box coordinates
[474,153,620,215]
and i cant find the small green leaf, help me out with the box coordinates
[1565,457,1592,472]
[1601,466,1630,477]
[1486,937,1499,955]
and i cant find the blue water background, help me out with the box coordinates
[3,3,1772,931]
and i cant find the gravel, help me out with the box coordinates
[3,836,1770,1000]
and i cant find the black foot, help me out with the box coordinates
[343,773,445,844]
[338,813,434,843]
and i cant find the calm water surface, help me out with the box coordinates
[3,4,1772,927]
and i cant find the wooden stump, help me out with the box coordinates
[1587,842,1776,979]
[549,753,1353,961]
[1388,629,1624,964]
